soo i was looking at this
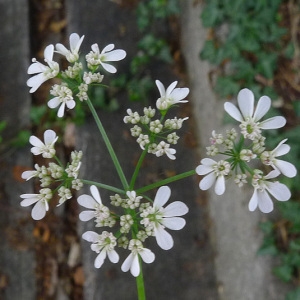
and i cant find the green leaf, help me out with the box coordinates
[273,264,293,282]
[200,41,217,63]
[286,287,300,300]
[215,76,240,97]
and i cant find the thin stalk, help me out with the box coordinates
[81,179,125,194]
[136,169,196,194]
[136,257,146,300]
[86,97,129,190]
[130,148,148,190]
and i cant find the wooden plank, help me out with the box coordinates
[0,0,36,299]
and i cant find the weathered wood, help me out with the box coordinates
[0,0,36,299]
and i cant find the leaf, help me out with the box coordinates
[273,264,293,282]
[286,287,300,300]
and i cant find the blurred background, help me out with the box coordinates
[0,0,300,299]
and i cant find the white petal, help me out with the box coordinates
[170,87,189,102]
[237,88,254,119]
[260,116,286,129]
[77,194,96,209]
[82,231,99,242]
[66,99,76,109]
[44,129,57,145]
[130,254,140,277]
[257,190,274,213]
[29,135,43,148]
[44,44,54,61]
[27,73,47,93]
[20,196,39,207]
[195,164,213,175]
[163,201,188,217]
[139,249,155,264]
[103,49,126,61]
[21,170,36,180]
[199,172,216,191]
[121,253,134,273]
[166,81,178,96]
[94,250,106,268]
[28,61,48,74]
[48,97,61,109]
[30,147,43,155]
[79,211,95,221]
[107,250,119,264]
[102,44,115,53]
[69,33,80,51]
[91,43,100,53]
[264,169,280,180]
[225,102,244,122]
[248,189,258,212]
[266,182,291,201]
[31,200,47,220]
[162,217,186,230]
[55,43,68,56]
[155,80,165,97]
[90,185,102,204]
[154,225,174,250]
[215,175,226,195]
[153,186,171,208]
[100,62,117,73]
[57,103,65,118]
[253,95,271,121]
[274,159,297,178]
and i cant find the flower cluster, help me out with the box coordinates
[20,129,83,219]
[123,80,189,160]
[26,33,126,117]
[78,185,188,276]
[196,88,297,213]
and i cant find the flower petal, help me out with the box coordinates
[57,103,65,118]
[199,172,216,191]
[82,231,99,242]
[274,159,297,178]
[29,135,43,148]
[90,185,102,204]
[162,216,186,230]
[224,102,243,122]
[257,190,274,213]
[166,81,178,96]
[94,250,106,268]
[27,73,47,93]
[31,200,48,220]
[155,80,165,97]
[48,97,61,109]
[79,211,96,221]
[153,186,171,208]
[253,95,271,121]
[195,164,213,175]
[266,182,291,201]
[107,250,119,264]
[102,44,115,53]
[237,88,254,119]
[44,129,57,145]
[103,49,126,61]
[130,254,140,277]
[248,189,258,212]
[139,249,155,264]
[154,225,174,250]
[163,201,188,217]
[20,195,39,207]
[44,44,54,61]
[100,62,117,73]
[121,253,134,273]
[77,194,96,209]
[260,116,286,129]
[215,175,226,195]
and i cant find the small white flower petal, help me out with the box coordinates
[31,200,48,220]
[100,62,117,73]
[103,49,126,61]
[29,135,44,148]
[166,81,178,96]
[130,254,140,277]
[260,116,286,129]
[266,182,291,201]
[77,194,97,209]
[79,211,96,221]
[27,73,47,93]
[195,164,213,175]
[21,170,36,181]
[121,253,134,273]
[102,44,115,53]
[162,216,186,230]
[82,231,99,242]
[248,189,258,212]
[215,175,226,195]
[44,44,54,61]
[48,97,61,109]
[199,172,216,191]
[153,186,171,208]
[44,129,57,145]
[274,159,297,178]
[57,102,66,118]
[94,250,106,268]
[90,185,102,204]
[170,87,189,102]
[237,88,254,119]
[253,95,271,121]
[20,196,39,207]
[163,201,188,217]
[154,225,174,250]
[55,44,68,56]
[107,250,119,264]
[264,169,281,180]
[139,249,155,264]
[27,61,48,74]
[224,102,244,122]
[155,80,165,97]
[66,99,76,109]
[257,190,274,213]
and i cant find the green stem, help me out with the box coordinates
[130,148,148,190]
[86,97,129,190]
[81,179,125,194]
[136,257,146,300]
[136,169,196,194]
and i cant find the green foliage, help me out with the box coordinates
[0,121,6,144]
[200,0,288,98]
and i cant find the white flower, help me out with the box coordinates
[141,186,188,250]
[27,45,59,93]
[260,139,297,178]
[224,88,286,140]
[249,169,291,213]
[121,239,155,277]
[29,129,58,158]
[155,80,189,110]
[155,141,176,160]
[55,33,85,63]
[21,164,41,181]
[77,185,110,222]
[85,43,126,73]
[20,188,52,220]
[48,84,76,117]
[82,231,119,268]
[196,158,231,195]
